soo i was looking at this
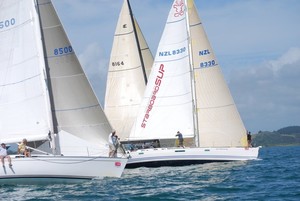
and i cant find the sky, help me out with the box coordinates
[52,0,300,133]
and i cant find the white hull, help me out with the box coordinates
[126,147,260,168]
[0,155,127,183]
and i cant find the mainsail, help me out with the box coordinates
[104,0,153,140]
[188,0,246,147]
[0,0,52,143]
[129,0,247,147]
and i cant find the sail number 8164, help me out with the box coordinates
[112,61,124,66]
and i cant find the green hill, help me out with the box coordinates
[252,126,300,147]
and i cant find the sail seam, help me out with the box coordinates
[141,47,150,51]
[0,55,40,70]
[46,52,75,58]
[50,73,84,79]
[190,22,202,28]
[0,74,40,87]
[108,65,142,73]
[198,103,235,109]
[42,24,61,30]
[59,124,106,128]
[54,104,100,112]
[0,19,32,33]
[155,54,189,63]
[150,100,192,107]
[115,30,134,36]
[167,16,186,24]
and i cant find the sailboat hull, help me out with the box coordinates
[126,147,260,168]
[0,155,127,183]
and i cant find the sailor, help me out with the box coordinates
[0,143,12,167]
[247,131,252,148]
[108,130,116,157]
[176,131,184,148]
[18,138,30,157]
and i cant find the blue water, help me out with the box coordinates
[1,146,299,201]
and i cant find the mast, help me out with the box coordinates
[127,0,148,85]
[185,0,200,147]
[35,0,58,154]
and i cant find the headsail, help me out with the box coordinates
[129,0,194,140]
[37,0,112,149]
[104,0,153,140]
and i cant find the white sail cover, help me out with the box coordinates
[104,0,153,140]
[0,0,51,143]
[129,0,194,140]
[188,0,246,147]
[37,0,112,149]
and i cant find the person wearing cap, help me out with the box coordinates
[0,143,12,167]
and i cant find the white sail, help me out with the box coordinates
[134,18,153,78]
[188,0,247,147]
[104,0,153,140]
[0,0,127,181]
[0,0,52,142]
[129,0,247,146]
[37,0,112,150]
[129,0,194,140]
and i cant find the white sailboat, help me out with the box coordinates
[104,0,153,141]
[124,0,260,168]
[0,0,127,182]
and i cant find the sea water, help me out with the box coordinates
[0,146,299,201]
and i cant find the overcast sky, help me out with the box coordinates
[52,0,300,133]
